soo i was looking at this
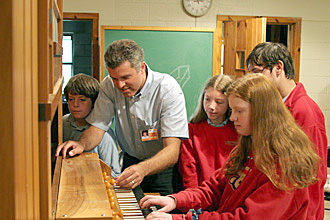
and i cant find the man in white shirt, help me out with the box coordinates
[56,39,189,195]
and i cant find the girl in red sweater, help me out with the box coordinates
[180,75,239,189]
[140,73,320,220]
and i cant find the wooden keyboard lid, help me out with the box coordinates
[56,153,112,219]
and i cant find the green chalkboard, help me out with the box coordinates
[101,26,216,120]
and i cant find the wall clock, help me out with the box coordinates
[183,0,212,17]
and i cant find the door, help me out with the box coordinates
[223,17,266,78]
[217,15,301,81]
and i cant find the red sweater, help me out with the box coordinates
[284,83,328,220]
[180,121,239,189]
[172,158,310,220]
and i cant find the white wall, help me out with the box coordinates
[64,0,330,144]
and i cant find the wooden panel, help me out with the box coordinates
[52,156,63,220]
[235,20,247,74]
[39,121,53,220]
[246,17,267,60]
[0,0,40,219]
[245,18,266,74]
[38,0,50,102]
[55,153,113,219]
[236,20,246,51]
[0,1,16,219]
[39,0,63,219]
[223,21,237,76]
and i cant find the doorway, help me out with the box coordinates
[63,13,100,81]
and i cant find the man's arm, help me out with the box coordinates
[115,137,181,188]
[55,125,105,158]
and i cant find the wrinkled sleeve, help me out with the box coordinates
[180,124,199,188]
[86,77,115,131]
[160,77,188,138]
[173,169,225,213]
[172,174,308,220]
[302,125,328,181]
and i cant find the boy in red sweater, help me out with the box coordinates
[140,74,320,220]
[247,42,327,220]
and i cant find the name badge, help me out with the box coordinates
[141,129,159,141]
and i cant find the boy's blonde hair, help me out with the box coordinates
[64,73,100,105]
[225,73,319,190]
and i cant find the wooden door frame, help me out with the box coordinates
[217,15,301,82]
[63,13,100,81]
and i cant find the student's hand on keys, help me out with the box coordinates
[145,211,173,220]
[140,195,176,213]
[55,140,84,158]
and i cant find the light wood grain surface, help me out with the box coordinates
[56,153,113,219]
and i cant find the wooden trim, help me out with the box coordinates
[52,0,62,22]
[213,23,222,76]
[63,12,98,20]
[102,25,216,32]
[101,26,105,80]
[39,77,63,121]
[217,15,301,24]
[100,26,216,80]
[92,16,100,81]
[56,0,63,43]
[63,13,100,81]
[266,16,302,24]
[217,15,258,22]
[290,18,301,82]
[53,42,62,57]
[216,21,223,76]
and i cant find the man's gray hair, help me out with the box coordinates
[104,39,144,71]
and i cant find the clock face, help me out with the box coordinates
[183,0,212,17]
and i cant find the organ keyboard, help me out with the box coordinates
[52,152,152,220]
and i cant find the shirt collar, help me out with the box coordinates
[282,94,289,103]
[137,64,152,98]
[68,114,88,131]
[207,118,228,127]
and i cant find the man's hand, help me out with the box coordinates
[56,126,105,158]
[115,137,181,189]
[55,140,84,158]
[115,163,147,188]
